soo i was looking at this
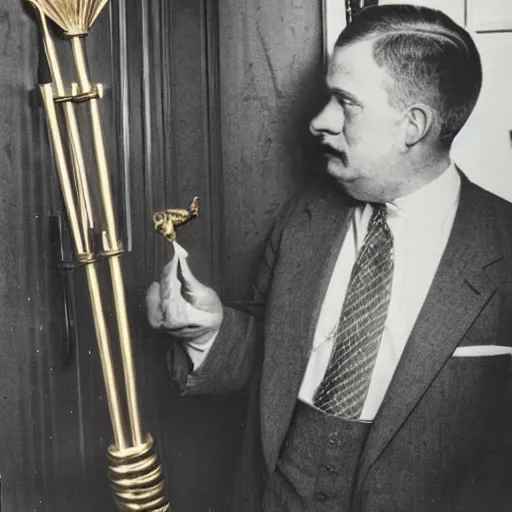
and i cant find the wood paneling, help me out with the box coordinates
[218,0,325,303]
[125,2,246,510]
[0,3,62,510]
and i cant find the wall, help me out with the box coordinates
[218,0,325,303]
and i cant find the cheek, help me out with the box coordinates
[345,116,399,157]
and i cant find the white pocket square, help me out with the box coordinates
[452,345,512,357]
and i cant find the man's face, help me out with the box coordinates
[310,39,408,202]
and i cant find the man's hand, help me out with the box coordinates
[146,244,223,345]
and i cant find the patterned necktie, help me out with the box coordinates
[313,204,394,419]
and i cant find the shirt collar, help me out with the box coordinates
[385,161,461,221]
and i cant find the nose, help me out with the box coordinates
[310,98,344,137]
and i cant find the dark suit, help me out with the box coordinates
[168,172,512,511]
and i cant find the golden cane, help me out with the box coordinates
[27,1,170,510]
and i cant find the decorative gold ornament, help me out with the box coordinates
[27,0,170,510]
[153,197,200,243]
[108,435,169,512]
[27,0,109,36]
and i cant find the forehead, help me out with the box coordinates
[327,39,391,96]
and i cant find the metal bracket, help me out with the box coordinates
[49,214,78,367]
[54,83,103,104]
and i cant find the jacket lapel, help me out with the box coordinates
[355,175,503,498]
[260,183,357,471]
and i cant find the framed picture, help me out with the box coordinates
[322,0,379,61]
[466,0,512,33]
[323,0,347,61]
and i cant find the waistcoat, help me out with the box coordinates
[262,401,371,511]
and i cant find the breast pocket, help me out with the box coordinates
[445,351,512,400]
[405,352,512,483]
[431,353,512,439]
[452,345,512,357]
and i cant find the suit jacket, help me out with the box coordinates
[168,172,512,511]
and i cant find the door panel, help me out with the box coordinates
[218,0,325,304]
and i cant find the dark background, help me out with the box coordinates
[0,0,324,510]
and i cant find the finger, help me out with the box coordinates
[173,241,197,288]
[173,240,189,259]
[162,295,214,329]
[146,282,164,328]
[161,251,178,280]
[162,324,213,341]
[177,254,200,289]
[160,254,182,301]
[177,259,204,306]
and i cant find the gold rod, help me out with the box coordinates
[69,134,94,251]
[109,256,142,445]
[69,143,92,254]
[71,36,118,247]
[42,84,127,450]
[40,84,84,254]
[38,7,95,233]
[71,36,143,446]
[37,9,127,450]
[85,264,127,450]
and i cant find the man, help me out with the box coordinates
[147,4,512,511]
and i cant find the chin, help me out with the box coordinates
[325,158,352,181]
[339,183,365,201]
[338,179,382,203]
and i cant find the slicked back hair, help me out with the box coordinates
[335,4,482,146]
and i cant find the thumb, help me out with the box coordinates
[146,281,164,328]
[172,241,200,288]
[160,251,182,301]
[177,255,205,306]
[177,253,201,289]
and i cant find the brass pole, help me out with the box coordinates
[85,263,127,450]
[71,35,143,447]
[28,1,171,508]
[40,84,84,255]
[38,8,95,234]
[37,11,128,452]
[40,83,127,451]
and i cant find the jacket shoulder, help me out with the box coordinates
[466,178,512,223]
[464,178,512,263]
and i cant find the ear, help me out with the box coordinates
[404,104,435,146]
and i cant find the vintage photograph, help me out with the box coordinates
[0,0,511,510]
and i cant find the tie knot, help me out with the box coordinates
[365,203,393,250]
[369,203,388,229]
[371,203,387,217]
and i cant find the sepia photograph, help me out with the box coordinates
[0,0,511,510]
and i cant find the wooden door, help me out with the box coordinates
[0,0,324,510]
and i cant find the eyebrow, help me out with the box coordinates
[328,86,362,106]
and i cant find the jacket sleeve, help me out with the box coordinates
[165,192,302,395]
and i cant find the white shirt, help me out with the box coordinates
[298,163,461,420]
[186,163,461,421]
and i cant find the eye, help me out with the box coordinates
[334,93,355,108]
